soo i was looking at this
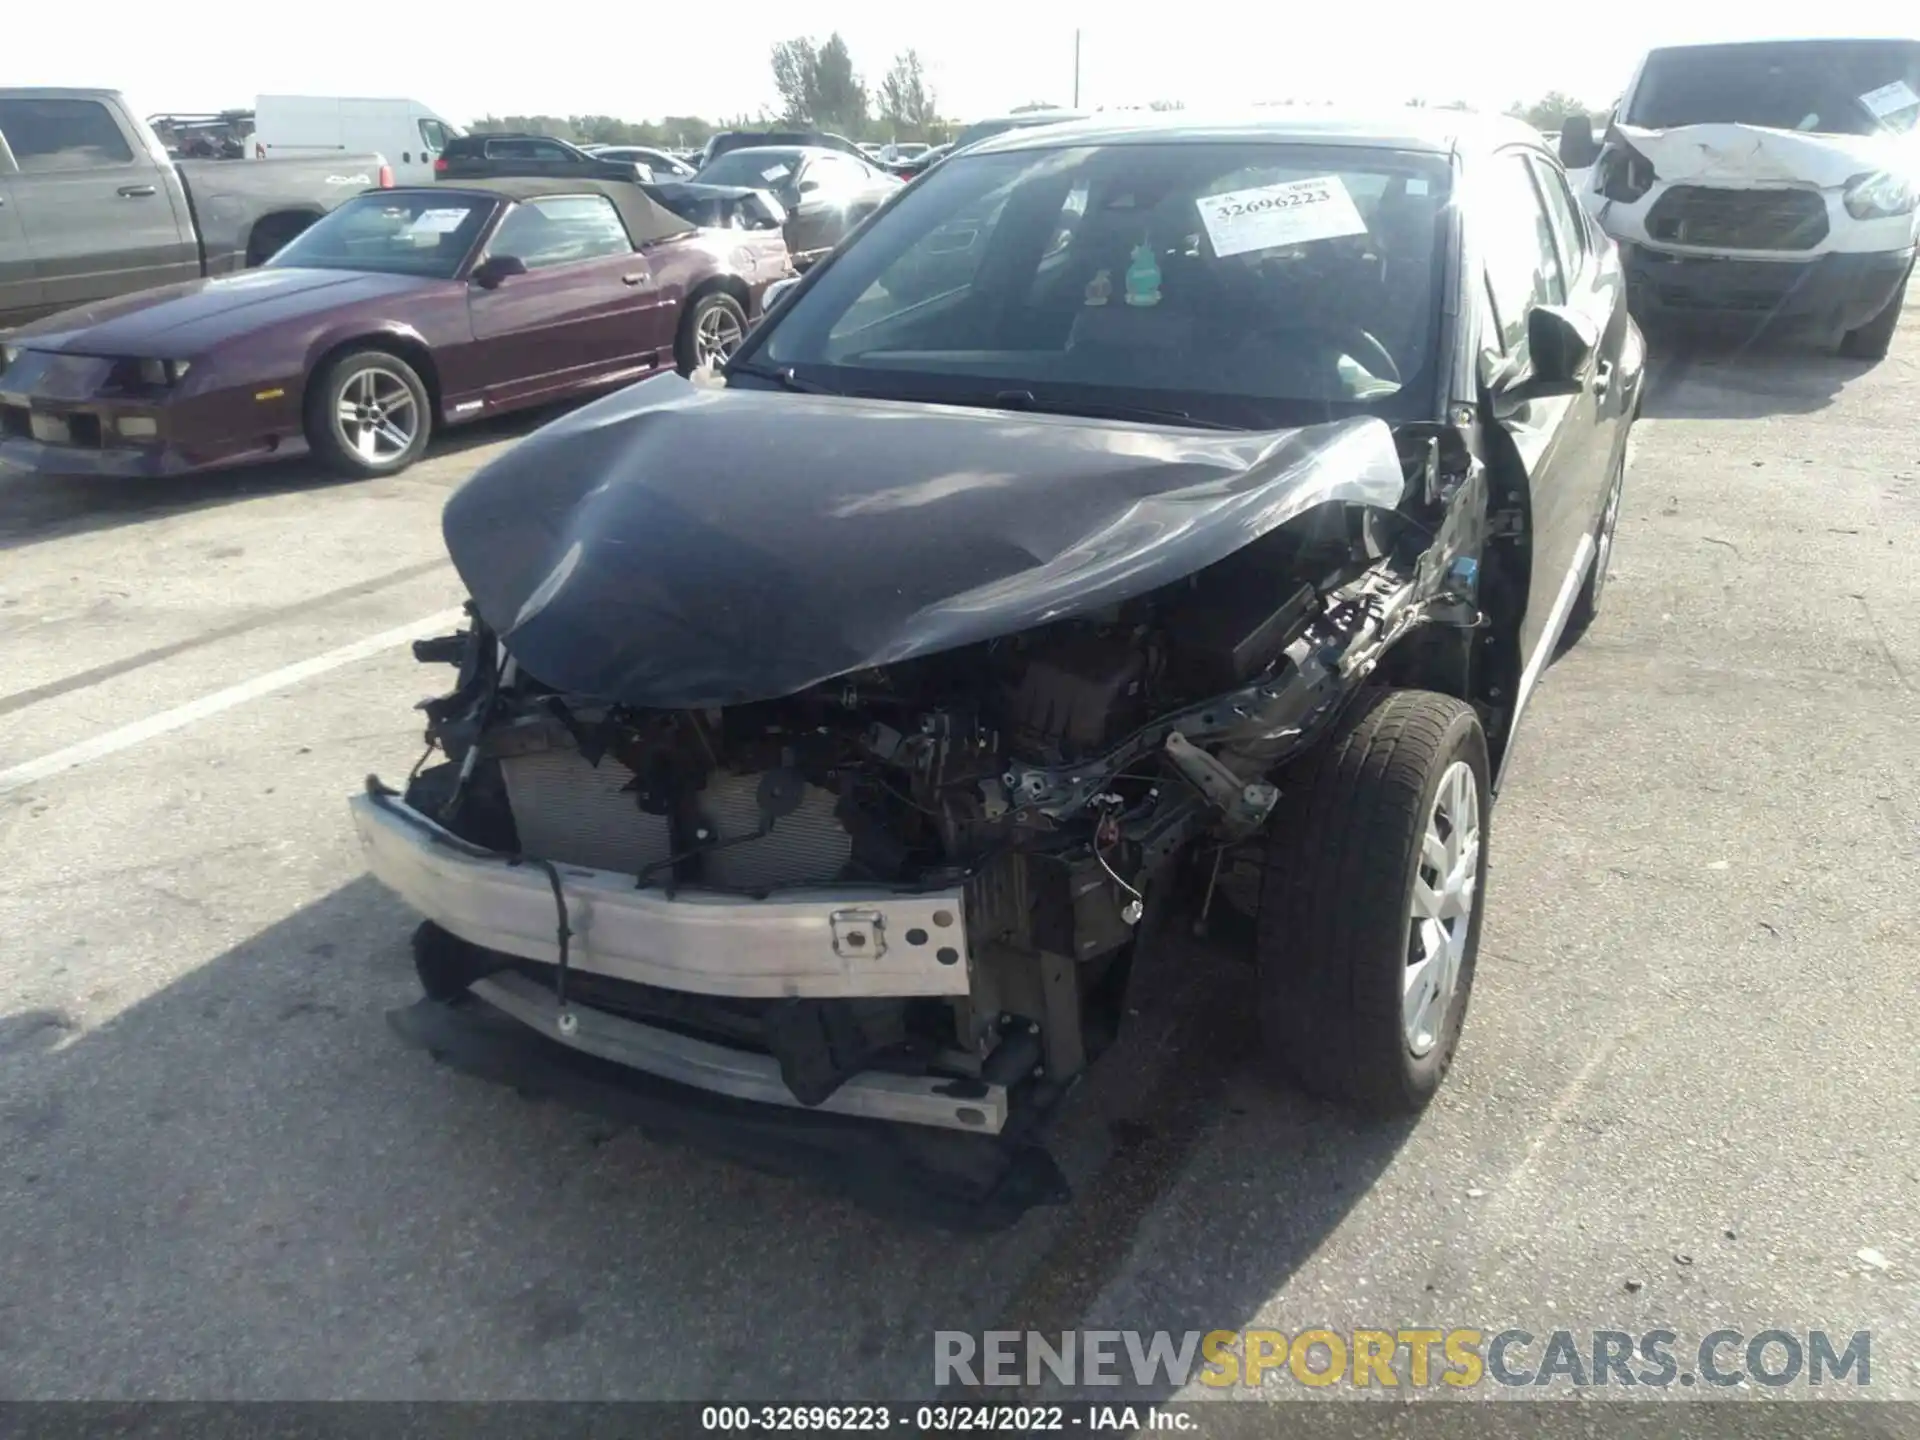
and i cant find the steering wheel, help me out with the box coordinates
[1341,327,1402,385]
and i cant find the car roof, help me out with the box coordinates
[394,177,696,245]
[965,107,1551,159]
[707,145,833,161]
[1644,33,1919,51]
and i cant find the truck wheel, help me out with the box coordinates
[676,291,748,375]
[304,348,432,477]
[1837,269,1909,361]
[1255,689,1490,1115]
[1561,439,1627,649]
[245,213,314,268]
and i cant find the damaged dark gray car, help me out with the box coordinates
[352,112,1644,1219]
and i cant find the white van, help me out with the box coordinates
[1562,37,1919,358]
[253,95,463,187]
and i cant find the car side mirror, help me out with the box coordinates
[762,275,802,312]
[471,254,528,289]
[797,178,822,196]
[1516,304,1597,395]
[1559,115,1600,170]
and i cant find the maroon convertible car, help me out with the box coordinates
[0,178,793,480]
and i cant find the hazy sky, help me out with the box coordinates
[20,1,1918,128]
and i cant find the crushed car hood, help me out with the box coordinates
[441,374,1407,708]
[1611,121,1908,189]
[644,180,786,230]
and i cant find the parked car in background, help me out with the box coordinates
[582,144,698,179]
[891,142,952,181]
[255,94,463,186]
[698,129,870,168]
[435,133,651,184]
[0,87,389,330]
[692,145,899,266]
[642,180,787,234]
[353,110,1642,1215]
[0,178,792,480]
[1563,36,1919,358]
[950,108,1091,153]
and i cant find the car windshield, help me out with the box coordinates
[699,148,807,187]
[1626,40,1920,135]
[750,140,1452,427]
[265,192,493,279]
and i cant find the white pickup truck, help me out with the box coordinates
[1561,37,1918,358]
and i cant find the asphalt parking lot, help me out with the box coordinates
[1,313,1916,1409]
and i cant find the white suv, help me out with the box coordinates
[1562,37,1918,358]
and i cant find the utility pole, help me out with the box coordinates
[1073,30,1081,108]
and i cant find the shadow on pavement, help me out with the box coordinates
[0,876,1413,1399]
[1641,328,1879,423]
[0,407,565,554]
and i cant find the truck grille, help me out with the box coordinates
[1643,186,1828,252]
[500,747,852,890]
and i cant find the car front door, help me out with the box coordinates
[466,193,673,406]
[0,95,199,312]
[1530,152,1636,537]
[1478,146,1614,667]
[785,154,871,261]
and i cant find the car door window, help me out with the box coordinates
[489,195,632,270]
[807,155,865,194]
[417,119,451,153]
[0,98,135,172]
[1479,150,1566,354]
[487,138,576,162]
[1528,155,1589,288]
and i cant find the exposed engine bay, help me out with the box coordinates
[398,492,1470,1117]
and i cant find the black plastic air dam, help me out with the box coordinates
[439,373,1405,709]
[388,996,1070,1231]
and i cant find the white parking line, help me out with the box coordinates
[0,608,465,798]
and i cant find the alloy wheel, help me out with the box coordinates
[332,363,421,464]
[1405,759,1481,1057]
[695,305,746,369]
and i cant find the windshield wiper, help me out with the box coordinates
[725,360,842,395]
[961,389,1249,431]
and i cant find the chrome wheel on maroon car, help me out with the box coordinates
[677,292,750,376]
[305,347,434,478]
[333,363,422,463]
[696,305,745,368]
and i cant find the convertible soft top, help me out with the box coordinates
[426,177,696,247]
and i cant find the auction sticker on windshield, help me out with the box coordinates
[1197,175,1367,258]
[1858,79,1920,119]
[409,209,472,235]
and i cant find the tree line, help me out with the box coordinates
[471,72,1604,153]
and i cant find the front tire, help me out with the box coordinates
[1256,690,1490,1115]
[676,291,748,375]
[1837,269,1908,362]
[304,348,432,477]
